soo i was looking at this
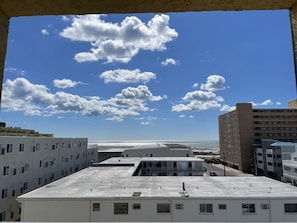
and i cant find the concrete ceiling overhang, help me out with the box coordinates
[1,0,297,17]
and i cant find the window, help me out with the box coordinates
[114,203,128,215]
[242,204,255,214]
[284,166,291,171]
[157,203,170,213]
[25,162,29,171]
[6,144,12,153]
[284,203,297,213]
[200,204,213,214]
[3,166,9,176]
[11,190,15,197]
[0,211,5,221]
[175,203,183,209]
[260,204,269,209]
[133,203,141,210]
[23,182,28,191]
[38,177,42,185]
[218,204,227,210]
[1,189,7,199]
[19,144,24,152]
[92,203,100,211]
[10,211,13,220]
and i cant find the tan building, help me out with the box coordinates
[218,103,297,172]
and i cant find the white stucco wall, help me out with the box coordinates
[19,197,297,222]
[21,200,90,222]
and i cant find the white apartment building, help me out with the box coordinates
[272,142,297,186]
[255,139,283,180]
[0,136,97,221]
[283,151,297,186]
[18,157,297,222]
[122,144,191,158]
[94,143,192,162]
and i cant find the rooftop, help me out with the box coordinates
[18,157,297,201]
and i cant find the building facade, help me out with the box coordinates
[0,122,53,137]
[0,136,97,221]
[283,151,297,186]
[270,141,297,186]
[219,103,297,172]
[18,157,297,222]
[254,139,283,180]
[95,143,192,162]
[122,144,191,158]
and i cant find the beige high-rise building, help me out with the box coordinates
[218,103,297,172]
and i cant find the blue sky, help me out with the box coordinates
[1,10,296,141]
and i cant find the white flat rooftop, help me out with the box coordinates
[18,157,297,200]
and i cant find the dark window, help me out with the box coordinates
[260,204,269,209]
[218,204,227,210]
[175,203,183,209]
[6,144,12,153]
[157,203,170,213]
[19,144,24,152]
[133,203,141,210]
[284,203,297,213]
[242,204,255,214]
[10,211,13,220]
[114,203,128,215]
[200,204,213,213]
[1,189,7,199]
[92,203,100,211]
[3,166,9,176]
[0,212,6,221]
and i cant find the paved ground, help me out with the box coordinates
[203,163,253,177]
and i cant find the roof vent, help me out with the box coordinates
[132,192,142,197]
[179,191,189,197]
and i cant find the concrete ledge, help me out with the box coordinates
[0,0,297,17]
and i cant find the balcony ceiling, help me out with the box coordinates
[0,0,297,17]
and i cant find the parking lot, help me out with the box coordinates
[203,162,253,177]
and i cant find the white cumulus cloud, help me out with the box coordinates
[200,74,226,92]
[60,14,178,63]
[53,79,84,89]
[250,99,274,107]
[172,75,226,112]
[100,69,156,84]
[41,29,49,35]
[106,116,124,122]
[2,78,165,121]
[192,83,199,88]
[140,121,151,126]
[161,58,179,66]
[220,105,235,112]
